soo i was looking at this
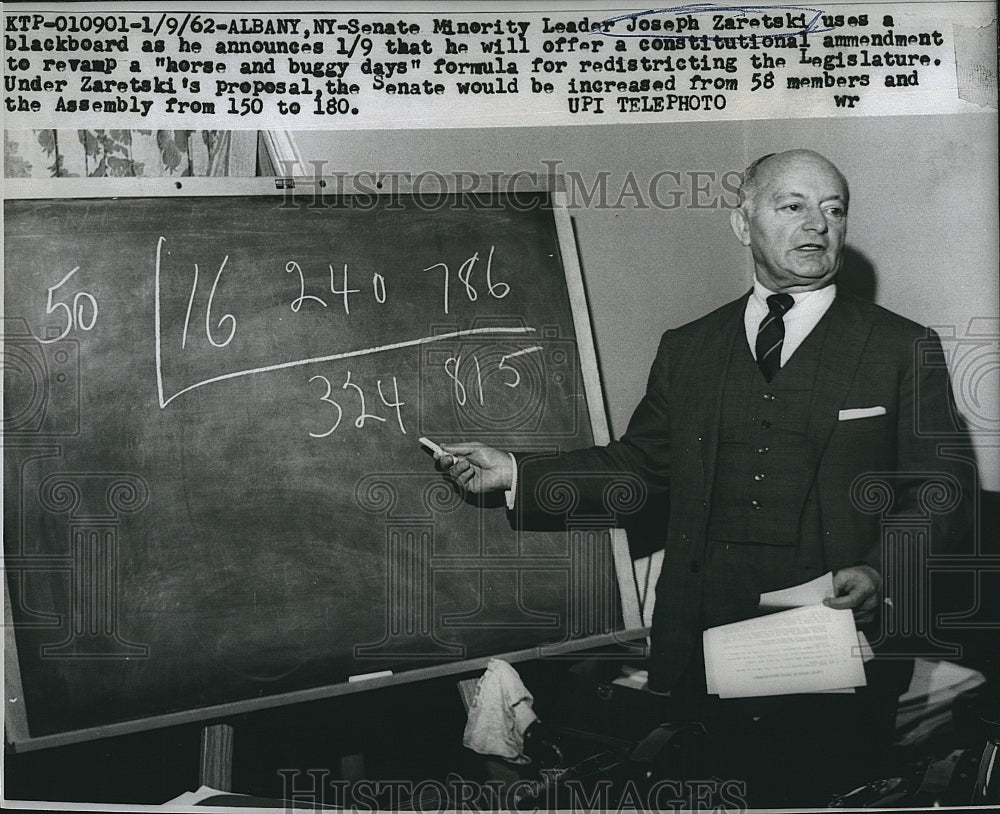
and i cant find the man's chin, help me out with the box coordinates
[758,261,839,290]
[776,269,838,291]
[789,261,837,282]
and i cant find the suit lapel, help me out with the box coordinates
[687,294,749,500]
[805,293,875,463]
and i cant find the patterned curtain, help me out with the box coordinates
[4,130,259,178]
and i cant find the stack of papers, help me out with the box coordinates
[704,572,870,699]
[704,604,867,698]
[758,571,836,610]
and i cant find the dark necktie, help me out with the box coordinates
[755,293,794,382]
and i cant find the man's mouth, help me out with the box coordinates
[795,243,827,252]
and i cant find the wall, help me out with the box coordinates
[295,114,999,489]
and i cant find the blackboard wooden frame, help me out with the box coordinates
[3,175,645,752]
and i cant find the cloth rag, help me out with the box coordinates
[462,658,538,762]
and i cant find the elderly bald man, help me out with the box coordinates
[434,150,974,805]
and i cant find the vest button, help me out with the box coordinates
[751,499,761,509]
[763,392,775,401]
[761,419,772,429]
[757,446,769,455]
[753,473,765,481]
[689,559,701,573]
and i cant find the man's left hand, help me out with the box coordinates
[823,565,882,625]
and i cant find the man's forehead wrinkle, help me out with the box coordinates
[764,180,848,202]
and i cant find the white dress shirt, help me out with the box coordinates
[744,278,837,365]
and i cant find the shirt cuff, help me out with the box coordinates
[504,453,517,511]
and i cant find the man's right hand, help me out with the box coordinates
[434,442,513,494]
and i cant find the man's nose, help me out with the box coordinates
[803,207,829,233]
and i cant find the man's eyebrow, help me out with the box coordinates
[770,190,847,203]
[768,190,807,201]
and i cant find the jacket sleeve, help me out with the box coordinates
[509,330,674,532]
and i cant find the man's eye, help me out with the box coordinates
[825,207,845,218]
[782,204,800,212]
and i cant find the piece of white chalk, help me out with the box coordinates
[418,436,447,456]
[348,669,394,683]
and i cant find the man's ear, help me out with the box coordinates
[730,207,752,246]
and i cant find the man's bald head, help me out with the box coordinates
[738,150,850,215]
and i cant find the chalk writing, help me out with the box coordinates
[330,263,361,314]
[181,263,199,349]
[179,253,236,348]
[445,354,484,407]
[424,245,509,314]
[443,347,542,407]
[286,260,329,312]
[308,371,407,437]
[372,272,387,304]
[499,346,543,388]
[34,266,98,344]
[308,374,343,437]
[204,255,236,348]
[377,377,406,433]
[343,370,384,428]
[284,262,395,314]
[154,236,536,408]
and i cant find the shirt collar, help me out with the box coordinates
[751,278,837,315]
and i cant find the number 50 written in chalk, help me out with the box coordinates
[34,267,98,344]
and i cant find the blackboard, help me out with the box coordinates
[3,176,641,750]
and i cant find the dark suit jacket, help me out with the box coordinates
[513,290,976,691]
